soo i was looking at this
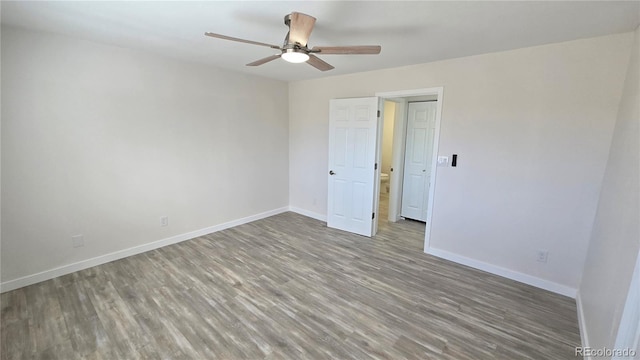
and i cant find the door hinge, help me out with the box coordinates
[374,163,378,170]
[377,110,381,117]
[372,212,375,219]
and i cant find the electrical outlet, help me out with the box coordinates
[537,250,549,263]
[72,235,84,248]
[160,216,169,227]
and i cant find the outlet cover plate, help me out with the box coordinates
[537,250,549,263]
[72,235,84,248]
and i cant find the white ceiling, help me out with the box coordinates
[2,1,639,82]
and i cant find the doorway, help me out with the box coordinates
[375,88,444,251]
[325,88,443,248]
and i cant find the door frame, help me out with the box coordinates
[375,87,444,251]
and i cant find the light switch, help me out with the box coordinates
[437,156,449,166]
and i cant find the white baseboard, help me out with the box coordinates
[0,207,289,293]
[1,206,579,301]
[425,247,578,298]
[576,291,591,358]
[286,208,578,298]
[288,206,327,222]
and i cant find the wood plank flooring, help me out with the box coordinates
[1,206,581,359]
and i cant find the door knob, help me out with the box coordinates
[422,169,426,172]
[329,170,336,175]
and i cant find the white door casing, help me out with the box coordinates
[327,97,379,237]
[375,87,444,252]
[401,101,436,221]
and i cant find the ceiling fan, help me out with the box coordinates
[205,12,381,71]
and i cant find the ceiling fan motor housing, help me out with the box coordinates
[205,11,380,71]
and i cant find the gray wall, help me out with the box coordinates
[1,26,289,285]
[288,33,632,294]
[579,26,640,351]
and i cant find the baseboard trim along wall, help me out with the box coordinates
[283,210,577,298]
[0,207,290,293]
[2,206,578,300]
[575,291,592,356]
[288,206,328,222]
[425,247,578,298]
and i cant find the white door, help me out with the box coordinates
[328,97,379,237]
[401,101,436,221]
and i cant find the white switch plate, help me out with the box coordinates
[437,156,449,166]
[160,216,169,227]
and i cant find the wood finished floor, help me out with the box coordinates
[1,198,581,359]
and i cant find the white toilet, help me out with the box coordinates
[380,173,390,193]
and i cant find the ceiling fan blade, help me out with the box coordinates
[246,54,281,66]
[205,32,281,49]
[311,46,382,55]
[288,12,316,46]
[307,54,334,71]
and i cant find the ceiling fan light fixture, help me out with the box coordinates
[205,11,381,71]
[281,49,309,63]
